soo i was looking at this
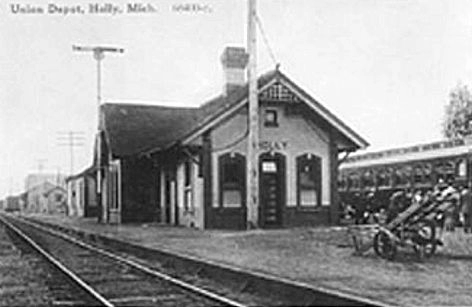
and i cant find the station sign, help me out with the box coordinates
[258,141,288,151]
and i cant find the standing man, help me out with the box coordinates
[387,190,404,223]
[460,186,472,233]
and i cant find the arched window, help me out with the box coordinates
[219,153,246,208]
[296,154,321,207]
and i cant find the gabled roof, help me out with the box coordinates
[102,103,200,157]
[178,69,368,150]
[66,165,96,182]
[43,186,67,197]
[276,71,368,149]
[26,181,57,194]
[102,69,368,158]
[176,70,279,147]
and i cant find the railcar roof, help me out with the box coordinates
[341,138,470,169]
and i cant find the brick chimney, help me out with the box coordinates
[221,47,249,96]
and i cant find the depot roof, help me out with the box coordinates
[102,70,368,158]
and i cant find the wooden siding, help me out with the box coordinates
[283,206,331,227]
[121,157,160,223]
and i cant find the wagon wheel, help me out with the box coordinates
[413,219,437,258]
[373,231,397,260]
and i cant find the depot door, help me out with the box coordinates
[164,170,178,225]
[259,153,285,228]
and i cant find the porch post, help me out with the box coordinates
[202,131,213,229]
[329,133,340,225]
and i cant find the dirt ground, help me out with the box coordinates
[25,213,472,306]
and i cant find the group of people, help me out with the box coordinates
[341,181,472,233]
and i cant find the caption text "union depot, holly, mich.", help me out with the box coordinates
[9,3,212,16]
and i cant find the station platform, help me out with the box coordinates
[21,213,472,306]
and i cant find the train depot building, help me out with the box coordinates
[95,47,368,229]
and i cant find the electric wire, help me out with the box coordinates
[256,14,279,68]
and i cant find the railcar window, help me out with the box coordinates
[376,169,389,187]
[350,174,360,189]
[413,165,423,184]
[398,166,412,185]
[458,159,467,178]
[362,170,374,188]
[423,164,432,184]
[434,161,455,183]
[392,169,402,186]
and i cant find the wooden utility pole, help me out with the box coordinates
[246,0,259,229]
[72,45,124,193]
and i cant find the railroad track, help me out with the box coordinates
[0,221,97,306]
[0,215,247,307]
[3,214,396,306]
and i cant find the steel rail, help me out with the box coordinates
[5,215,248,307]
[17,215,395,307]
[0,215,113,307]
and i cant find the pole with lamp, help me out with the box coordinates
[72,45,124,222]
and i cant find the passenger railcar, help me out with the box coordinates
[338,138,472,211]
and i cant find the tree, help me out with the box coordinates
[443,84,472,139]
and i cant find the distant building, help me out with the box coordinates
[25,181,56,213]
[25,173,66,191]
[43,186,67,215]
[22,173,67,214]
[66,166,97,218]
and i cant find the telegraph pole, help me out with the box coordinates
[246,0,259,229]
[72,45,124,193]
[73,45,124,224]
[57,131,85,175]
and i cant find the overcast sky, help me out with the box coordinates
[2,0,472,197]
